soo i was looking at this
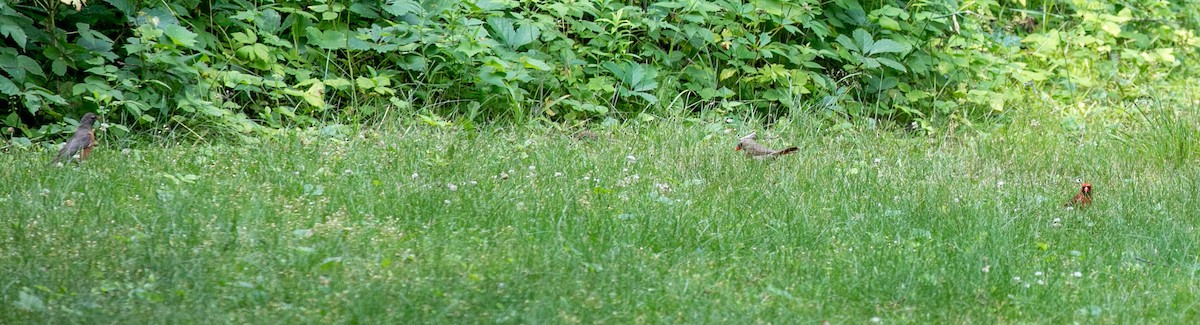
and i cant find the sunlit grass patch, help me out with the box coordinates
[1,121,1197,323]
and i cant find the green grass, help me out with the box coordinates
[2,121,1198,323]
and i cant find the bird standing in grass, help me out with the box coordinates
[1065,182,1093,208]
[735,132,798,159]
[50,112,99,165]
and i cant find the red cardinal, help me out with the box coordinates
[1064,182,1093,208]
[735,132,798,159]
[50,113,98,165]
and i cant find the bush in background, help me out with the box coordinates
[0,0,1196,142]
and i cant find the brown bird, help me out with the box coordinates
[1064,182,1093,208]
[735,132,798,159]
[50,113,99,165]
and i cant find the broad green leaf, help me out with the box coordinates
[9,137,32,148]
[521,57,551,71]
[383,0,421,17]
[232,31,257,45]
[488,17,538,49]
[162,24,198,48]
[303,82,326,108]
[852,29,875,51]
[4,112,19,127]
[861,57,881,69]
[876,57,907,72]
[102,0,137,19]
[867,39,909,55]
[1100,21,1121,37]
[51,60,67,76]
[471,0,512,11]
[878,17,900,31]
[259,9,283,33]
[76,24,116,60]
[13,291,44,311]
[324,78,352,90]
[0,20,28,49]
[17,55,43,77]
[355,77,377,89]
[0,75,17,95]
[230,10,257,21]
[252,44,271,62]
[834,34,858,53]
[603,61,658,92]
[396,54,426,71]
[306,27,347,50]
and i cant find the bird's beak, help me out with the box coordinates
[735,146,741,151]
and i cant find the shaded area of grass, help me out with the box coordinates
[2,123,1198,323]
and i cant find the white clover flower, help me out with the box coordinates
[655,183,672,192]
[447,183,458,191]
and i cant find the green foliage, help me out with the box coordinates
[0,0,1198,138]
[2,123,1199,322]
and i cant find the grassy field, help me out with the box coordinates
[2,119,1198,323]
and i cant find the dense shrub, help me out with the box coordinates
[0,0,1196,140]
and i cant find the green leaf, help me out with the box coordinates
[3,112,17,127]
[488,17,538,49]
[383,0,421,17]
[306,27,347,50]
[397,54,426,71]
[0,75,17,95]
[0,22,28,50]
[471,0,512,11]
[603,61,659,103]
[878,17,900,31]
[355,76,377,90]
[17,55,43,77]
[324,78,352,90]
[102,0,137,19]
[51,60,67,76]
[866,39,909,55]
[834,34,858,53]
[521,57,551,71]
[13,290,44,311]
[603,61,658,92]
[9,137,32,148]
[162,24,198,48]
[232,31,257,45]
[875,57,907,72]
[852,29,875,52]
[1100,21,1121,37]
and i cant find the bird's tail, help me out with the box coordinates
[48,149,69,166]
[775,147,799,156]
